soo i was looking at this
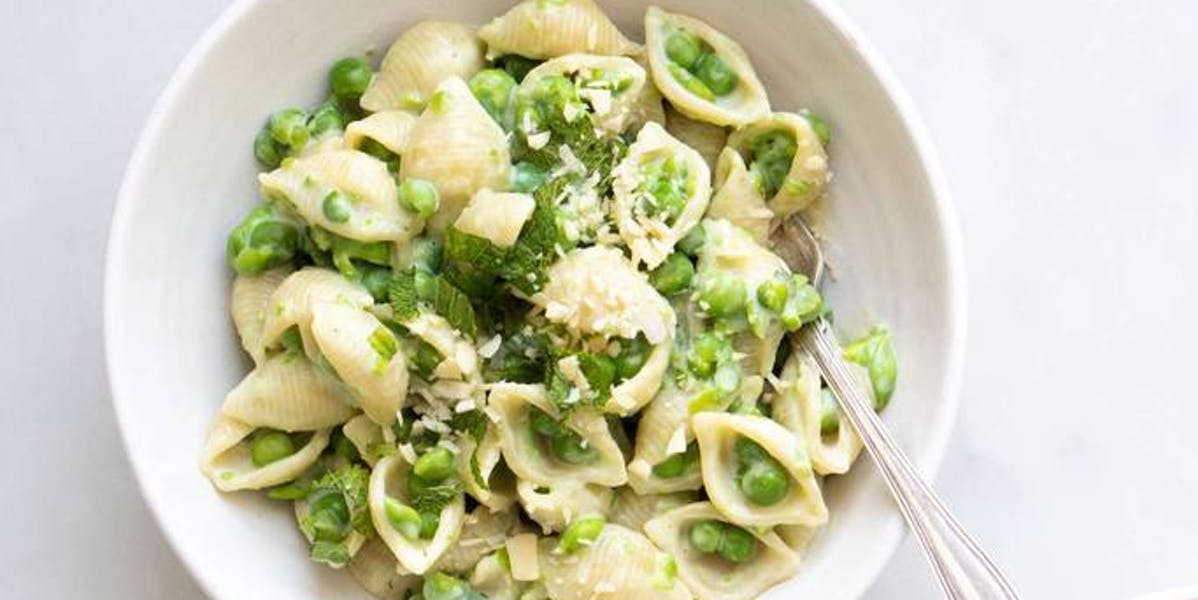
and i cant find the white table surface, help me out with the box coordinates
[3,0,1196,598]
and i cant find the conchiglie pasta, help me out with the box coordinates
[644,502,800,600]
[401,77,511,233]
[434,505,519,574]
[219,353,356,431]
[259,267,374,361]
[360,21,485,112]
[199,415,331,492]
[664,105,727,172]
[538,524,693,600]
[645,7,770,127]
[230,266,292,365]
[341,413,393,466]
[612,121,712,269]
[259,149,420,243]
[348,537,423,599]
[606,335,671,416]
[469,552,526,600]
[773,347,864,475]
[344,110,418,156]
[692,412,827,528]
[627,383,707,495]
[707,147,775,245]
[522,54,650,134]
[453,189,536,248]
[726,112,830,216]
[478,0,640,60]
[488,382,627,488]
[609,487,699,533]
[456,420,517,511]
[516,478,613,534]
[310,303,409,426]
[368,454,466,574]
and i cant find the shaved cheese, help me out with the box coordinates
[665,425,688,456]
[507,533,540,581]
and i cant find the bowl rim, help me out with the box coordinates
[103,0,967,597]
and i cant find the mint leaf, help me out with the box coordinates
[388,271,419,321]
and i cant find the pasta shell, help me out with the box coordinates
[612,122,711,269]
[609,487,699,534]
[434,505,519,574]
[341,413,393,466]
[533,245,676,345]
[664,105,727,172]
[454,189,536,249]
[773,347,864,475]
[219,353,356,431]
[487,382,628,488]
[259,267,374,362]
[259,149,419,243]
[605,335,671,416]
[230,266,292,365]
[644,501,800,600]
[627,378,738,495]
[368,454,466,574]
[360,21,485,112]
[199,415,331,491]
[401,77,511,233]
[644,7,770,127]
[478,0,641,60]
[538,524,693,600]
[310,303,409,426]
[522,54,650,134]
[692,412,827,528]
[516,478,613,534]
[348,537,423,599]
[469,552,526,600]
[457,420,517,511]
[726,112,830,216]
[344,110,418,156]
[707,147,774,245]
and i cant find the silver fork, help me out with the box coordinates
[771,216,1019,600]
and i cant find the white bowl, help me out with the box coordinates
[105,0,965,598]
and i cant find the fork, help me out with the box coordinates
[771,216,1019,600]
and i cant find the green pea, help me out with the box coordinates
[359,137,398,167]
[698,272,747,318]
[677,225,706,256]
[399,178,440,219]
[321,191,352,223]
[422,571,481,600]
[308,489,350,542]
[384,497,422,540]
[843,325,897,410]
[665,30,704,69]
[510,161,549,193]
[309,102,347,138]
[649,252,695,296]
[734,436,770,465]
[557,514,606,553]
[269,108,310,150]
[718,525,757,563]
[756,278,789,312]
[740,461,790,506]
[530,408,563,438]
[688,520,723,554]
[253,128,285,168]
[411,236,444,274]
[820,388,841,436]
[802,109,831,146]
[688,334,721,378]
[419,510,440,539]
[551,432,598,465]
[651,443,698,478]
[495,54,541,83]
[667,63,716,101]
[226,203,302,274]
[250,429,296,467]
[413,447,456,482]
[279,326,304,354]
[329,57,373,103]
[360,265,394,302]
[693,53,739,96]
[749,130,797,198]
[614,336,649,380]
[469,69,518,128]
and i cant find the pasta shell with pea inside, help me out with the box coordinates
[612,121,712,270]
[726,111,830,216]
[343,110,418,156]
[538,523,693,600]
[520,53,652,135]
[644,501,800,600]
[692,412,828,528]
[707,147,775,245]
[368,453,466,574]
[360,21,485,112]
[199,415,331,492]
[456,419,517,512]
[644,6,770,127]
[772,346,865,475]
[401,76,511,233]
[478,0,641,60]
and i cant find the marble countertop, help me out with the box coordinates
[2,0,1196,597]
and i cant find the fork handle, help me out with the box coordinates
[798,319,1019,600]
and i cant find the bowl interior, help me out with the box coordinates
[106,0,963,598]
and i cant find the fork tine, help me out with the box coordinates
[770,214,825,286]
